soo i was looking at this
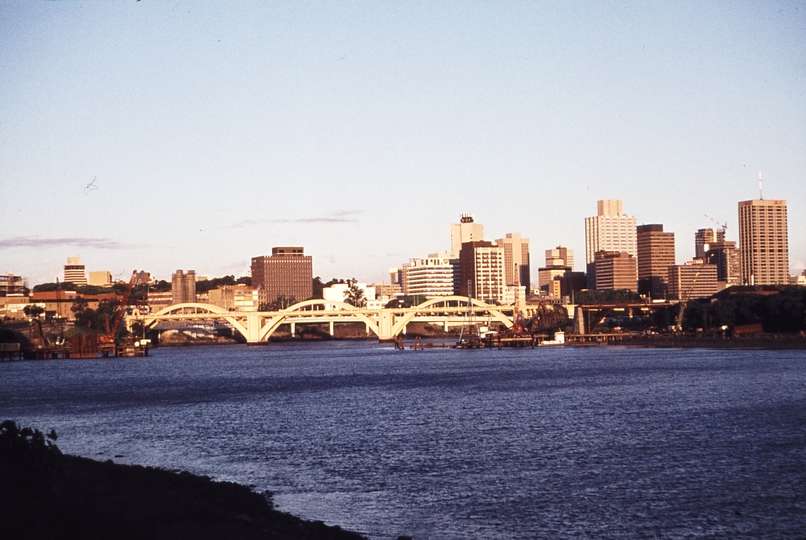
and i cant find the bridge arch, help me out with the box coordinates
[390,296,513,338]
[259,299,380,341]
[140,303,249,341]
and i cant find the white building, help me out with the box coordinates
[402,256,459,298]
[322,282,376,309]
[450,214,484,257]
[585,200,637,289]
[64,257,87,286]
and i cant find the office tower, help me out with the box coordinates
[694,228,725,260]
[592,251,638,291]
[738,199,789,285]
[450,214,484,257]
[401,257,458,298]
[705,240,741,286]
[171,269,197,304]
[545,246,574,270]
[585,200,637,288]
[459,241,505,304]
[668,262,719,300]
[637,224,676,298]
[63,257,88,286]
[251,247,313,306]
[496,233,531,292]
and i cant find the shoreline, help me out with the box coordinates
[0,422,368,540]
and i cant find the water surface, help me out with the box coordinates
[1,343,804,539]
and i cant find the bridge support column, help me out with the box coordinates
[378,310,394,342]
[290,322,295,336]
[246,313,261,343]
[329,321,334,336]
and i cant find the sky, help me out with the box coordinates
[1,0,805,286]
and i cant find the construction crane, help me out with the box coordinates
[99,270,141,345]
[704,214,727,235]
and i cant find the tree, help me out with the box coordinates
[343,280,366,308]
[23,305,45,319]
[267,294,296,311]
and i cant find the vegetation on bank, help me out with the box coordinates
[682,286,806,333]
[0,421,367,540]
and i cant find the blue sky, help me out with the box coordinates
[1,1,804,285]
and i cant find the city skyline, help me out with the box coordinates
[1,2,804,284]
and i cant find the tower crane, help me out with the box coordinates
[704,215,727,235]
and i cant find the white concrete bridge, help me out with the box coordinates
[129,296,517,343]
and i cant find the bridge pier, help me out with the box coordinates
[329,321,334,336]
[246,312,261,343]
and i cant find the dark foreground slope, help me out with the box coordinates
[0,422,366,540]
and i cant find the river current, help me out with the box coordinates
[1,342,805,539]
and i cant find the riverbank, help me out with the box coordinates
[0,422,367,540]
[614,332,806,349]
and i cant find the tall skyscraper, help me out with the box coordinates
[63,257,87,286]
[450,214,484,257]
[251,247,313,306]
[694,228,725,260]
[171,269,197,304]
[738,199,789,285]
[637,224,676,298]
[459,241,505,304]
[496,233,530,292]
[585,200,637,288]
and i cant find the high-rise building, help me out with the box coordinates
[738,199,789,285]
[171,269,197,304]
[496,233,530,292]
[585,200,637,288]
[637,224,676,298]
[450,214,484,257]
[592,251,638,291]
[705,240,741,286]
[545,246,574,270]
[694,228,725,260]
[401,257,458,298]
[63,257,87,286]
[459,241,505,304]
[668,262,720,300]
[251,247,313,306]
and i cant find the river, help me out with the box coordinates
[1,342,805,539]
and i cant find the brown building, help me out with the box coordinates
[738,199,789,285]
[458,241,505,303]
[251,247,313,306]
[171,270,197,304]
[694,228,725,260]
[592,251,637,291]
[668,263,720,300]
[637,224,675,299]
[705,240,741,286]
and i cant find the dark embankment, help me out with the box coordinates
[0,421,366,540]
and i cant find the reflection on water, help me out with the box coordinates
[1,343,805,539]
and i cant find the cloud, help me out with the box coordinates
[0,236,138,249]
[228,210,361,228]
